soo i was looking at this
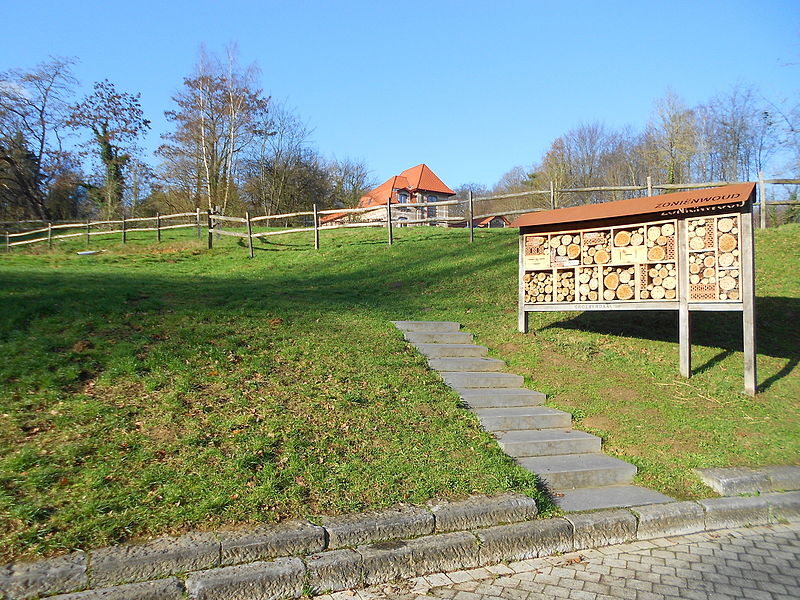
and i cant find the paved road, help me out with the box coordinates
[317,523,800,600]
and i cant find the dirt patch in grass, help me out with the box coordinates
[598,386,640,403]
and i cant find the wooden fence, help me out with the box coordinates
[3,176,798,256]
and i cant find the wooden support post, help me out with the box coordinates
[468,190,474,243]
[156,212,161,242]
[313,203,319,250]
[47,222,52,249]
[677,218,691,378]
[387,198,393,246]
[122,215,127,243]
[246,211,254,259]
[647,176,653,198]
[741,205,757,395]
[518,234,528,333]
[207,209,213,249]
[195,207,201,238]
[86,219,90,246]
[758,170,767,229]
[549,181,555,210]
[5,231,9,253]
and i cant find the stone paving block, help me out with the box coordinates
[565,510,637,550]
[698,496,773,530]
[694,467,771,495]
[357,540,415,587]
[0,551,87,600]
[476,519,573,564]
[323,506,434,549]
[762,466,800,492]
[305,549,363,595]
[632,501,706,539]
[90,532,219,587]
[428,493,537,532]
[47,577,184,599]
[406,532,481,575]
[185,557,305,600]
[765,491,800,522]
[218,520,325,565]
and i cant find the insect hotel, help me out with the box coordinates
[511,182,757,395]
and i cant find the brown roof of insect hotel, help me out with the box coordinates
[510,182,756,229]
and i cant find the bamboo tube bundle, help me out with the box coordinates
[577,266,600,301]
[554,269,576,302]
[550,233,581,265]
[581,230,610,265]
[603,265,636,300]
[524,271,553,303]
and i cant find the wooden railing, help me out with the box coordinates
[3,176,797,255]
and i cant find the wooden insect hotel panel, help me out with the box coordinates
[521,218,680,305]
[513,182,758,395]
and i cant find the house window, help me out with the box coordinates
[426,196,438,219]
[398,193,408,204]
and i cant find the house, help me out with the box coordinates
[475,215,510,228]
[449,215,511,228]
[321,164,455,225]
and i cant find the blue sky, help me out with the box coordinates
[1,1,798,187]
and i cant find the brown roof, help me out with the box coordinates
[510,183,756,228]
[475,215,510,226]
[321,164,454,223]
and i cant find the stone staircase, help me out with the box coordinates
[395,320,673,512]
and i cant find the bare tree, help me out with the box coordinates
[0,56,79,219]
[69,80,151,218]
[158,46,270,213]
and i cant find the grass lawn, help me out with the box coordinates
[0,223,798,561]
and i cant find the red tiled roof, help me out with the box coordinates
[321,164,454,223]
[475,215,510,227]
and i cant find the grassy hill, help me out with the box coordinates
[1,224,798,561]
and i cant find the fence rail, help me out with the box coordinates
[4,177,798,255]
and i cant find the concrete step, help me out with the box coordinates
[458,388,546,408]
[428,357,506,372]
[517,454,637,490]
[405,332,474,345]
[475,407,572,432]
[498,429,602,458]
[393,320,461,332]
[440,371,523,389]
[414,343,489,358]
[555,485,674,512]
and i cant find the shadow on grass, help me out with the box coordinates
[540,297,800,390]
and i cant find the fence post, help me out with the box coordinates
[758,170,767,229]
[207,209,213,249]
[5,231,9,253]
[122,215,127,243]
[47,222,52,249]
[156,212,161,242]
[313,203,320,250]
[195,207,201,238]
[647,176,653,198]
[387,198,393,246]
[468,190,474,243]
[246,211,254,259]
[550,181,555,210]
[86,219,90,246]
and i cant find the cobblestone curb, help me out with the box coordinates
[2,491,799,600]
